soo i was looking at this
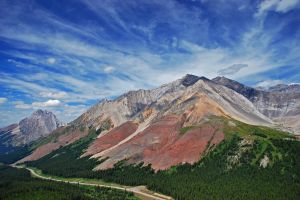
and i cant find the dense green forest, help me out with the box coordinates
[0,131,32,164]
[0,164,138,200]
[0,146,32,164]
[26,121,300,200]
[0,125,88,164]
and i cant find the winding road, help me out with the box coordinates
[13,165,173,200]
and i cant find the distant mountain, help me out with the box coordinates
[212,76,300,134]
[268,83,300,93]
[0,110,64,154]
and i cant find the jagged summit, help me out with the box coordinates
[33,109,50,115]
[181,74,210,87]
[212,76,260,100]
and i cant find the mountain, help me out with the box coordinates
[74,74,271,129]
[0,110,64,154]
[212,76,300,134]
[13,74,300,200]
[20,74,288,170]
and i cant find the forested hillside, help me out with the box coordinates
[0,165,138,200]
[26,119,300,200]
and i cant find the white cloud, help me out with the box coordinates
[0,97,7,104]
[1,0,299,126]
[13,101,32,109]
[103,66,115,73]
[47,57,56,64]
[32,99,61,107]
[256,0,300,16]
[276,0,300,12]
[14,99,61,109]
[218,64,248,75]
[256,79,284,88]
[40,91,67,99]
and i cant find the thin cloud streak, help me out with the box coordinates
[0,0,299,126]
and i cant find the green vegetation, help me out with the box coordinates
[26,128,102,178]
[0,125,88,164]
[29,125,86,151]
[98,119,113,133]
[26,118,300,200]
[0,146,32,164]
[0,165,138,200]
[179,126,197,135]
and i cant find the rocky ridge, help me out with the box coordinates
[212,76,300,134]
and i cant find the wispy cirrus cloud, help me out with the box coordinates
[0,0,299,126]
[256,79,284,88]
[256,0,300,16]
[218,64,248,75]
[0,97,7,105]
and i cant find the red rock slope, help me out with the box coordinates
[18,126,89,163]
[84,121,138,157]
[90,114,224,171]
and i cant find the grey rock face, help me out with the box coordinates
[18,110,64,144]
[213,76,300,134]
[212,76,262,101]
[0,110,64,147]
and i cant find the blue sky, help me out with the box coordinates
[0,0,300,126]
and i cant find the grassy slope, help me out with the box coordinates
[26,117,300,200]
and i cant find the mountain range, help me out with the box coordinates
[0,74,295,170]
[1,74,300,200]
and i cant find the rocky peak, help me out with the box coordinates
[0,109,64,149]
[32,109,48,115]
[21,109,63,127]
[212,76,260,100]
[181,74,210,87]
[212,76,244,89]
